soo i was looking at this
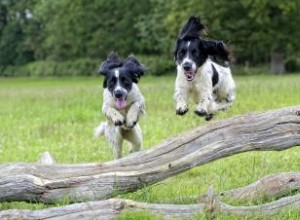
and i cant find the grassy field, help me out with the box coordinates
[0,74,299,219]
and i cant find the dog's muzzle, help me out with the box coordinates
[184,71,196,81]
[182,63,196,81]
[114,90,127,109]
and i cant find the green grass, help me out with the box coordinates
[0,74,300,219]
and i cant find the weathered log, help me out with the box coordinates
[1,187,300,219]
[168,172,300,204]
[221,172,300,202]
[0,106,299,204]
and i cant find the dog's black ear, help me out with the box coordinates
[98,52,122,76]
[200,40,231,63]
[98,52,123,88]
[174,40,180,60]
[179,16,205,40]
[122,55,147,83]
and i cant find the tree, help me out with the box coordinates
[200,0,300,73]
[0,0,39,66]
[134,0,171,55]
[1,0,299,74]
[33,0,152,60]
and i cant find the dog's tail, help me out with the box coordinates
[94,122,106,138]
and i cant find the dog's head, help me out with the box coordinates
[174,16,231,81]
[99,52,146,109]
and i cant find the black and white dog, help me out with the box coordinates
[94,52,146,159]
[174,16,236,120]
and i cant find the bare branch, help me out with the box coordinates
[170,172,300,204]
[221,172,300,202]
[0,106,299,204]
[1,189,300,219]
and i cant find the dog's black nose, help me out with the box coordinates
[114,90,123,98]
[183,63,192,71]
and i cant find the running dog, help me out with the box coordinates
[174,16,236,120]
[94,52,146,159]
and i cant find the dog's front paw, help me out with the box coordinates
[176,105,188,116]
[114,119,124,126]
[126,119,138,128]
[194,109,207,117]
[112,116,125,126]
[176,107,188,116]
[205,114,214,121]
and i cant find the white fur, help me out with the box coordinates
[179,41,197,72]
[174,58,235,116]
[114,70,128,96]
[95,83,145,159]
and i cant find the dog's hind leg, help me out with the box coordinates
[207,99,232,113]
[206,92,235,121]
[105,124,123,159]
[123,124,142,154]
[94,122,107,138]
[207,82,235,114]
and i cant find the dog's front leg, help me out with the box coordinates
[126,102,144,128]
[194,79,212,117]
[102,105,125,126]
[174,87,189,116]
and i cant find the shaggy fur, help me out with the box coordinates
[94,52,146,159]
[174,16,236,120]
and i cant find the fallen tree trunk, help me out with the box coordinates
[0,106,299,204]
[1,187,300,219]
[164,172,300,204]
[220,172,300,202]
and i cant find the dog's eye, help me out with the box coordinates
[108,77,116,87]
[179,49,186,57]
[121,77,131,85]
[192,49,199,56]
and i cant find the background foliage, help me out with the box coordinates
[0,0,300,76]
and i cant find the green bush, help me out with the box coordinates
[137,54,175,76]
[0,56,176,77]
[0,59,100,77]
[286,57,300,72]
[231,64,269,75]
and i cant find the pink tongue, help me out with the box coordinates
[185,71,195,80]
[116,98,126,109]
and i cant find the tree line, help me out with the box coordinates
[0,0,299,76]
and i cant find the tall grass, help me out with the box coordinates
[0,74,299,219]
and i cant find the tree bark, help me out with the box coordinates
[1,187,300,219]
[0,106,299,204]
[220,172,300,202]
[165,172,300,204]
[270,51,285,74]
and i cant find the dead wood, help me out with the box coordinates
[0,106,299,204]
[220,172,300,202]
[168,172,300,204]
[1,187,300,219]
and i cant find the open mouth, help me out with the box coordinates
[184,71,196,81]
[115,97,127,109]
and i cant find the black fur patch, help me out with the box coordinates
[122,55,147,84]
[211,64,219,87]
[99,53,146,89]
[178,16,205,40]
[175,38,207,68]
[174,16,232,66]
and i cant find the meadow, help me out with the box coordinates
[0,74,299,219]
